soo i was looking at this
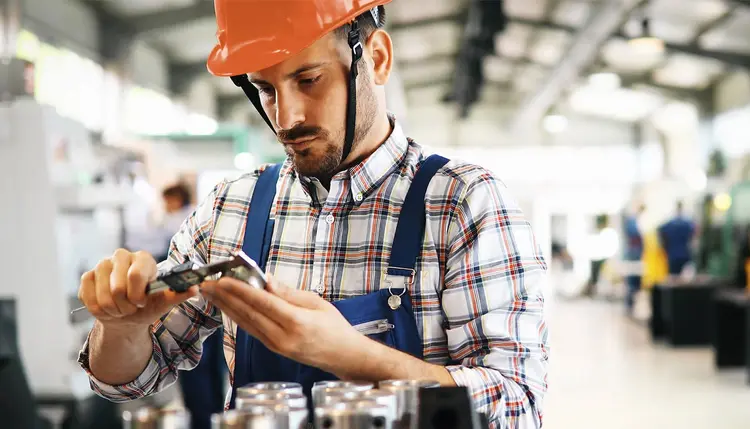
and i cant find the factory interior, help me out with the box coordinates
[1,0,750,428]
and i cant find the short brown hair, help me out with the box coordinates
[334,6,387,44]
[162,183,192,208]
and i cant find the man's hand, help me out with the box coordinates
[200,277,368,374]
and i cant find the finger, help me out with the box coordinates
[80,270,112,321]
[110,250,138,316]
[203,284,279,345]
[95,259,121,318]
[216,277,299,325]
[128,251,157,307]
[147,286,200,315]
[266,276,323,309]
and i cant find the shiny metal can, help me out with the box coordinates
[237,382,303,397]
[122,408,191,429]
[311,380,374,407]
[240,403,309,429]
[235,392,308,409]
[211,409,275,429]
[315,399,393,429]
[378,380,440,429]
[320,389,397,420]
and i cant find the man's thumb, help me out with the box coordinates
[266,276,321,309]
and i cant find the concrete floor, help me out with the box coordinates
[542,295,750,429]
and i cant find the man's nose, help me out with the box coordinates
[275,90,306,131]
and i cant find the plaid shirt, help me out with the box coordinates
[78,120,549,428]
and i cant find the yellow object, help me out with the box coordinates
[641,229,669,289]
[745,259,750,291]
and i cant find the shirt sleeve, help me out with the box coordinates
[77,183,226,402]
[442,172,549,429]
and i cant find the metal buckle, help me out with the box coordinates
[383,267,417,285]
[351,42,363,59]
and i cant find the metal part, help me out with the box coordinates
[122,408,190,429]
[211,409,275,429]
[378,380,440,429]
[239,404,309,429]
[312,381,374,408]
[235,392,308,409]
[237,382,303,397]
[315,399,393,429]
[320,389,398,420]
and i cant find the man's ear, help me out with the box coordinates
[365,29,393,86]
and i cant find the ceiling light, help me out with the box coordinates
[543,114,568,134]
[588,72,621,90]
[628,18,665,57]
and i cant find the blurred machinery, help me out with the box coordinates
[443,0,507,118]
[1,59,136,427]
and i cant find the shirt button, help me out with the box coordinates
[325,214,335,225]
[316,284,325,294]
[354,192,363,202]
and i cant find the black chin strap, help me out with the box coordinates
[230,20,363,164]
[344,19,363,163]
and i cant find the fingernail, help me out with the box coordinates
[136,303,145,309]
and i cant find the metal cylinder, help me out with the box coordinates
[211,409,275,429]
[311,380,374,408]
[235,392,308,409]
[240,403,309,429]
[320,389,397,420]
[237,382,303,397]
[378,380,440,429]
[122,408,191,429]
[315,399,393,429]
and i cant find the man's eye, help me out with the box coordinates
[300,76,321,86]
[258,86,274,96]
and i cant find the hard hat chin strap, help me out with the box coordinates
[229,20,363,166]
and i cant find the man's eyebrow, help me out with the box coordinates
[248,62,329,86]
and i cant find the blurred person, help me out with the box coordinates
[658,202,697,276]
[160,183,226,429]
[74,3,549,428]
[623,205,645,315]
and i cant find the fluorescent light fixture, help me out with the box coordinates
[588,72,621,90]
[569,85,663,121]
[233,152,256,171]
[543,114,568,133]
[185,113,219,136]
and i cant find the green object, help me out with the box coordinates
[716,181,750,277]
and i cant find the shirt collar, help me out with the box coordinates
[347,118,409,203]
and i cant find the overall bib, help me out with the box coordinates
[228,155,449,412]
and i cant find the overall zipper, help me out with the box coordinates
[353,319,395,335]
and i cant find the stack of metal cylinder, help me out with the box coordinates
[122,379,440,429]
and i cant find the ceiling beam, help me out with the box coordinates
[128,1,216,36]
[510,0,647,133]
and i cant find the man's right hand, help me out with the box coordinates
[78,249,198,328]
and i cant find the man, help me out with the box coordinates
[658,201,696,276]
[76,2,549,428]
[623,204,645,315]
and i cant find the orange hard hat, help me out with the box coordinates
[207,0,392,77]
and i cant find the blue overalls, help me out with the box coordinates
[228,155,449,413]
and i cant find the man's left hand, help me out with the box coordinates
[200,276,368,376]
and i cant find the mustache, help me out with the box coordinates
[277,125,327,143]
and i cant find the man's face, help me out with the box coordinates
[164,196,183,214]
[248,32,377,178]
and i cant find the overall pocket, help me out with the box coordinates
[351,318,396,345]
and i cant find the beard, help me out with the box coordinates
[279,72,377,179]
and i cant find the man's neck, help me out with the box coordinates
[318,114,394,190]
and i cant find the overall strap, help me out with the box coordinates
[387,154,450,279]
[241,163,282,269]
